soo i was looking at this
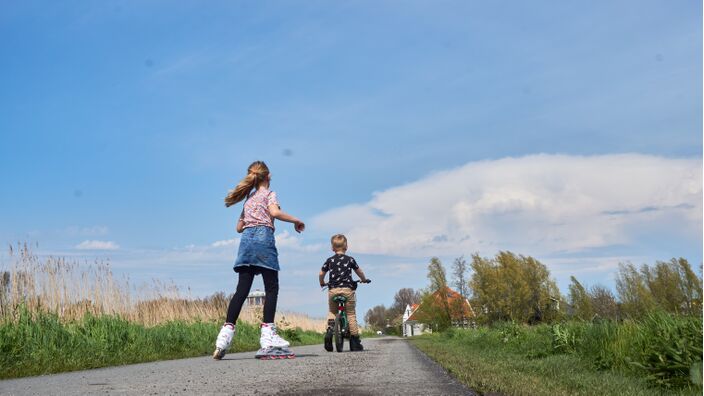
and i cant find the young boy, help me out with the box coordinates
[319,234,369,352]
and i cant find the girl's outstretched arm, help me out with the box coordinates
[268,205,305,233]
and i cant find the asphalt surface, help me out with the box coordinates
[0,337,475,395]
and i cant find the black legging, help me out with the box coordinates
[226,266,279,324]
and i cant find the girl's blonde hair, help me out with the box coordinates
[224,161,270,207]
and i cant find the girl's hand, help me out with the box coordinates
[236,218,245,233]
[294,221,305,233]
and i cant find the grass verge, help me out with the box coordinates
[0,308,323,379]
[410,316,701,396]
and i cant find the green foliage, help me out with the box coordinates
[626,312,703,389]
[568,276,594,320]
[469,251,561,324]
[551,323,581,354]
[427,257,448,292]
[415,289,452,331]
[412,331,666,396]
[365,287,420,332]
[588,285,619,320]
[616,259,702,319]
[451,255,469,299]
[364,304,389,331]
[492,320,524,343]
[412,314,703,395]
[416,257,453,331]
[383,325,402,336]
[390,288,421,318]
[0,307,322,379]
[279,327,302,343]
[545,313,703,390]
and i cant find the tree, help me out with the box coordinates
[675,258,703,316]
[615,262,655,318]
[452,256,469,299]
[419,257,452,331]
[588,285,618,320]
[469,251,560,324]
[616,259,703,318]
[427,257,448,292]
[364,305,389,331]
[568,276,594,320]
[390,288,421,317]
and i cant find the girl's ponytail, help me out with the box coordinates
[224,161,270,207]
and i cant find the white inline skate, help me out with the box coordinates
[213,323,235,360]
[255,323,295,360]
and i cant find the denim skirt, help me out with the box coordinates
[234,226,280,272]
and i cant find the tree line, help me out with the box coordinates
[365,251,702,331]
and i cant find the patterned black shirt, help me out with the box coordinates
[321,254,359,289]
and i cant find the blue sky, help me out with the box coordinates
[1,1,701,318]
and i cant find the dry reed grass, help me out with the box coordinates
[0,243,325,332]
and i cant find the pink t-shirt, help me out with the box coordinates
[242,189,279,230]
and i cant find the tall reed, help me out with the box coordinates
[0,243,325,331]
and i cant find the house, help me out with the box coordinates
[246,289,265,306]
[402,287,475,337]
[402,303,426,337]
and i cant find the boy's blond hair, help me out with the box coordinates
[331,234,347,252]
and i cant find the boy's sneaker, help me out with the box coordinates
[324,319,334,352]
[213,323,235,360]
[324,328,334,352]
[349,335,364,352]
[260,323,290,349]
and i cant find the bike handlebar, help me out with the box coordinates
[321,279,371,290]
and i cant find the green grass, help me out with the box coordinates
[410,314,702,396]
[0,308,323,379]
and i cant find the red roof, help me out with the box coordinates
[407,287,474,321]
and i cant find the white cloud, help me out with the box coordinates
[211,238,239,248]
[75,240,120,250]
[313,154,702,257]
[275,230,325,253]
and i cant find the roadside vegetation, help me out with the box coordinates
[412,314,702,396]
[368,252,703,395]
[0,243,325,379]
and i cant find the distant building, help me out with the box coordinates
[402,286,475,337]
[246,289,266,306]
[402,303,425,337]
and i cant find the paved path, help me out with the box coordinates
[0,337,475,395]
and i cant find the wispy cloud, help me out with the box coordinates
[75,240,120,250]
[65,226,109,237]
[313,154,702,258]
[275,230,325,253]
[211,238,240,248]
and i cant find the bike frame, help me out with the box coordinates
[322,279,371,344]
[332,295,350,338]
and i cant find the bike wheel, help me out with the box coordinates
[334,314,344,352]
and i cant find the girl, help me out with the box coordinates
[213,161,305,360]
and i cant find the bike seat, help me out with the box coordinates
[332,295,347,303]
